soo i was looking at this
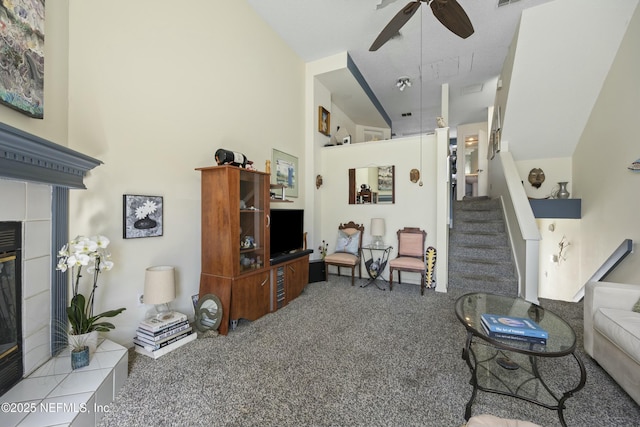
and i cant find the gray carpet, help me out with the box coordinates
[98,277,639,427]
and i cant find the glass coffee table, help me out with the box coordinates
[455,292,586,427]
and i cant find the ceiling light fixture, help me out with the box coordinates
[396,76,412,91]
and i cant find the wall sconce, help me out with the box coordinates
[316,175,323,189]
[144,265,176,319]
[396,76,411,91]
[552,236,570,263]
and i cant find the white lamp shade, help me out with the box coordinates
[370,218,385,237]
[144,266,176,305]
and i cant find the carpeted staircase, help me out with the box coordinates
[448,197,518,296]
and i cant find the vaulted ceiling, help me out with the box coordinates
[247,0,555,138]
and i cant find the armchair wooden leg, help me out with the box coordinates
[351,268,355,286]
[389,268,394,291]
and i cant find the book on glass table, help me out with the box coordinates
[481,321,547,345]
[481,313,548,340]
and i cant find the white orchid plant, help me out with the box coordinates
[56,235,125,335]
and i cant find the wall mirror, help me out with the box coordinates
[348,166,395,204]
[194,293,223,332]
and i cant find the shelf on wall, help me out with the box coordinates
[270,183,292,203]
[529,198,581,219]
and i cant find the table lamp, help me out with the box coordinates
[370,218,385,248]
[144,265,176,320]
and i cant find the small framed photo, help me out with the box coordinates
[342,135,351,145]
[318,106,330,136]
[123,195,163,239]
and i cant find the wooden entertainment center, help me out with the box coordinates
[196,165,310,335]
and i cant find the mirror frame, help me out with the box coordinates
[348,165,395,204]
[194,293,223,332]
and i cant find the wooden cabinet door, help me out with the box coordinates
[285,256,309,303]
[230,270,271,323]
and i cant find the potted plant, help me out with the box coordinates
[69,336,90,370]
[57,235,126,357]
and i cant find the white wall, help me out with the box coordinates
[537,219,581,301]
[65,0,305,346]
[319,135,437,285]
[572,4,640,286]
[501,0,638,161]
[328,103,356,145]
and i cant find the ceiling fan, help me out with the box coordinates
[370,0,474,51]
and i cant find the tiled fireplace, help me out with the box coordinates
[0,123,127,426]
[0,179,55,381]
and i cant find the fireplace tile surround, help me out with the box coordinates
[0,178,54,378]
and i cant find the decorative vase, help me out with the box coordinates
[71,346,90,370]
[557,182,570,199]
[134,215,157,229]
[69,330,99,355]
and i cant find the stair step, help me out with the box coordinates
[449,257,515,277]
[455,208,503,221]
[454,219,505,233]
[448,272,518,297]
[449,244,511,260]
[454,198,501,211]
[449,231,508,247]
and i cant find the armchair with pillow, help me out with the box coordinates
[584,280,640,405]
[324,221,364,286]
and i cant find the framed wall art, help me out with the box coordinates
[123,195,163,239]
[318,106,330,136]
[272,149,298,197]
[378,166,394,191]
[0,2,45,118]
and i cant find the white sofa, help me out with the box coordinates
[584,280,640,405]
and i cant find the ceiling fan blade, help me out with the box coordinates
[430,0,474,39]
[370,1,422,51]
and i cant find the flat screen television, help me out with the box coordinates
[270,209,304,260]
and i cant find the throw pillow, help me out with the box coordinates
[335,230,360,255]
[633,297,640,313]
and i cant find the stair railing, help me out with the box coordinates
[488,150,542,303]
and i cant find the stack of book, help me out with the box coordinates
[134,311,196,359]
[481,313,548,345]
